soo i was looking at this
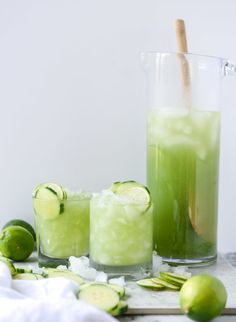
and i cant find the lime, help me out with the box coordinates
[3,219,36,241]
[0,226,34,261]
[179,274,227,322]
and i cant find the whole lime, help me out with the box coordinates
[179,274,227,322]
[3,219,36,241]
[0,226,34,261]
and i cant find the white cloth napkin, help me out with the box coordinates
[0,262,117,322]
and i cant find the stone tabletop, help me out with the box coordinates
[117,253,236,321]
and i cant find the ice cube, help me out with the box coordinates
[152,251,170,275]
[68,256,97,280]
[109,276,126,287]
[95,271,108,283]
[172,265,191,278]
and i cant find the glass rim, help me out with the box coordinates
[32,196,91,201]
[140,51,228,63]
[91,200,152,207]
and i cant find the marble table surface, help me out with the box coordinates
[118,253,236,322]
[15,253,236,322]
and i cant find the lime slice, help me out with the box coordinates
[3,219,36,241]
[0,226,34,261]
[33,183,66,220]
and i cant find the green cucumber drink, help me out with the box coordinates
[33,183,90,267]
[147,108,220,264]
[90,181,153,279]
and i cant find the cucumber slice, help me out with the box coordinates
[110,182,122,192]
[0,256,16,276]
[151,277,180,290]
[15,267,33,274]
[160,271,189,281]
[80,282,125,298]
[110,300,128,316]
[13,273,44,280]
[159,272,187,287]
[42,268,83,285]
[113,181,151,213]
[137,278,165,290]
[78,284,120,312]
[32,183,67,200]
[33,184,65,220]
[108,283,125,298]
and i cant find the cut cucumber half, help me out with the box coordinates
[110,300,128,316]
[13,273,44,280]
[78,284,120,312]
[42,268,83,285]
[0,256,16,276]
[136,278,165,290]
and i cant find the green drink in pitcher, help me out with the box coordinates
[147,109,220,264]
[141,52,232,265]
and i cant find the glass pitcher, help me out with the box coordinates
[142,52,235,266]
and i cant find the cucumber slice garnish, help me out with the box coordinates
[110,182,122,192]
[78,283,120,312]
[13,273,44,280]
[42,268,83,285]
[33,183,66,220]
[136,278,165,290]
[0,256,16,276]
[111,181,151,214]
[110,300,128,316]
[32,183,67,200]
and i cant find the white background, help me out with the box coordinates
[0,0,235,252]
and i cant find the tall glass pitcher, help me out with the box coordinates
[142,52,235,266]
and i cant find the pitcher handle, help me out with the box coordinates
[223,60,236,76]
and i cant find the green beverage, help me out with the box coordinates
[90,181,153,279]
[147,109,220,264]
[33,183,90,267]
